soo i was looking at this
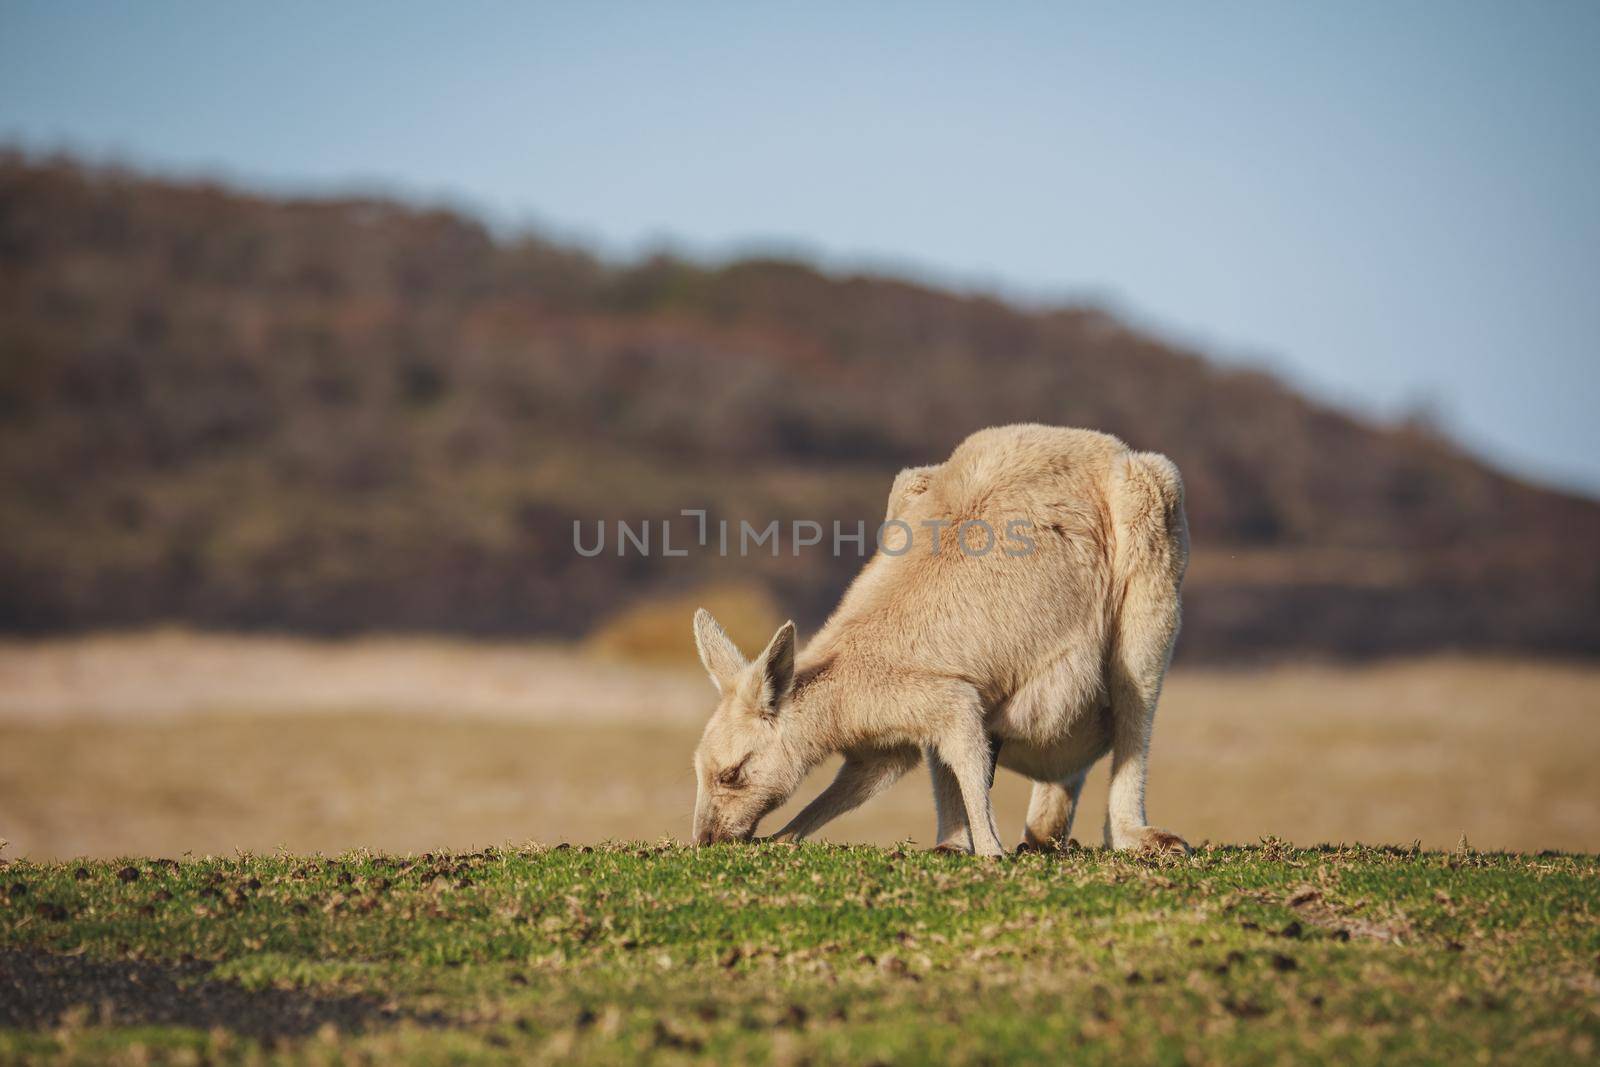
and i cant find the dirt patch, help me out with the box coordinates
[0,950,434,1040]
[1281,885,1410,943]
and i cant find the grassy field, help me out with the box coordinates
[4,637,1597,1063]
[2,844,1597,1065]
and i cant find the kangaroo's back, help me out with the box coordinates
[813,424,1171,696]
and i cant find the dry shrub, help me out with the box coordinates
[586,583,783,665]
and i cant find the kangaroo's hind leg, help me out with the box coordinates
[927,747,970,852]
[1015,705,1111,851]
[931,703,1007,857]
[928,732,1003,853]
[1104,611,1188,854]
[1104,451,1189,855]
[1020,771,1087,851]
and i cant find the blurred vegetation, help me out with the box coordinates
[587,582,783,666]
[1,153,1597,658]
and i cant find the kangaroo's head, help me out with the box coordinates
[689,609,805,845]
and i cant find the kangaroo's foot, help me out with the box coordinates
[1115,826,1190,855]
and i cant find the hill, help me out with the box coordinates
[1,154,1597,658]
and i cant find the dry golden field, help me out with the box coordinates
[1,632,1596,860]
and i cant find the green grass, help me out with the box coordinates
[2,843,1597,1064]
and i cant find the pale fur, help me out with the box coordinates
[691,424,1189,856]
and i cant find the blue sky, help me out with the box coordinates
[3,1,1597,492]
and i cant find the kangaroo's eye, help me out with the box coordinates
[716,757,750,788]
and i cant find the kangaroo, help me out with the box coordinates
[689,424,1189,856]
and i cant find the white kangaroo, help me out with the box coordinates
[690,424,1189,856]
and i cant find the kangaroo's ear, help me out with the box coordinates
[693,608,745,694]
[749,620,796,715]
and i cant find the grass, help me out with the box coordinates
[3,843,1598,1064]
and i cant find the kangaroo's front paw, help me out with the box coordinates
[1134,827,1190,855]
